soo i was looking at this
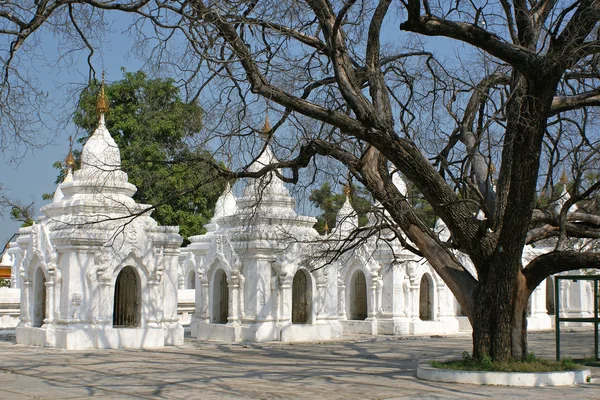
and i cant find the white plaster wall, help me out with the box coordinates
[0,288,20,328]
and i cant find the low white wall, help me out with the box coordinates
[178,289,195,326]
[0,288,20,328]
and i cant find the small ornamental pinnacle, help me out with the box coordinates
[261,110,271,140]
[343,182,352,197]
[65,136,76,172]
[96,72,109,116]
[324,220,329,235]
[560,170,569,186]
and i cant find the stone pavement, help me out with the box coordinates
[0,330,598,399]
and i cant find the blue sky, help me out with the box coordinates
[1,15,144,246]
[0,10,465,248]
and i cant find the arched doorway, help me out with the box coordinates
[32,267,46,327]
[113,266,140,327]
[187,270,196,289]
[212,269,229,323]
[419,274,433,321]
[546,277,555,315]
[349,270,367,320]
[292,269,311,324]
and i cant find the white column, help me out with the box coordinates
[20,280,32,326]
[316,273,327,321]
[367,275,378,319]
[97,273,112,325]
[409,284,420,320]
[338,277,347,319]
[199,273,209,320]
[44,269,55,325]
[228,273,240,325]
[279,274,292,323]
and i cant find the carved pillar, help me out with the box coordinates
[228,273,240,325]
[21,280,32,326]
[147,278,161,327]
[338,277,347,320]
[199,273,209,320]
[270,274,279,323]
[409,284,420,320]
[238,272,246,320]
[392,271,406,318]
[367,275,378,319]
[279,274,292,323]
[316,272,327,321]
[97,272,112,325]
[44,268,55,325]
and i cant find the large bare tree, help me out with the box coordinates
[2,0,600,361]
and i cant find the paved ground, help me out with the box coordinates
[0,330,598,399]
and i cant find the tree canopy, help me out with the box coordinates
[58,70,226,244]
[309,182,371,234]
[2,1,600,362]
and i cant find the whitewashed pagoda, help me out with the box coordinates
[185,116,343,342]
[15,78,183,349]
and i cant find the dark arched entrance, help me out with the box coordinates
[419,274,433,321]
[113,266,140,327]
[350,270,367,320]
[187,270,196,289]
[212,269,229,324]
[33,267,46,327]
[292,269,311,324]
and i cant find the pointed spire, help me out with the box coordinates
[323,220,329,235]
[343,182,352,198]
[213,181,238,220]
[65,135,76,174]
[260,109,271,140]
[96,71,109,117]
[343,173,352,198]
[489,162,496,176]
[560,170,569,186]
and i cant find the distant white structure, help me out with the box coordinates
[1,115,597,344]
[186,126,342,342]
[12,85,183,349]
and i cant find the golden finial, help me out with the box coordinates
[96,71,109,115]
[324,220,329,235]
[65,136,75,171]
[560,170,569,186]
[260,109,271,140]
[343,182,352,197]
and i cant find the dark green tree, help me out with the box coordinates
[310,180,435,235]
[51,70,226,244]
[309,182,371,235]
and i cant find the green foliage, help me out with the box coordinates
[9,205,34,227]
[309,182,371,235]
[53,70,226,244]
[0,278,10,288]
[431,352,582,372]
[406,180,436,228]
[309,179,436,235]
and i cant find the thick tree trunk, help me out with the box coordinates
[472,260,530,361]
[468,71,558,362]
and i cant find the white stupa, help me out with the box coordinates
[16,79,183,349]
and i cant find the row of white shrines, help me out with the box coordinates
[0,114,597,350]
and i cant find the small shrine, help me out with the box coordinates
[15,80,183,349]
[186,117,343,342]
